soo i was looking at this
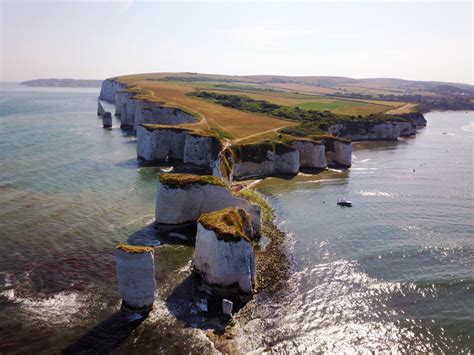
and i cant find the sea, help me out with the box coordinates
[0,84,472,353]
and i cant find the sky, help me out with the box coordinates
[1,1,472,84]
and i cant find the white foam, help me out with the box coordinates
[358,190,397,198]
[461,122,474,133]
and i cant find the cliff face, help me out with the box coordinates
[99,79,197,130]
[183,133,221,168]
[137,126,188,162]
[397,122,418,136]
[136,126,221,171]
[328,122,401,141]
[230,143,300,180]
[328,119,420,141]
[135,105,196,131]
[290,140,327,169]
[97,101,106,116]
[193,208,256,295]
[154,175,261,236]
[99,79,127,103]
[322,138,352,167]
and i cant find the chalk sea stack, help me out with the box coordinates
[102,112,112,128]
[155,173,262,235]
[115,244,156,312]
[193,208,257,300]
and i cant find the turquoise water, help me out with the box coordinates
[0,85,472,353]
[254,110,473,352]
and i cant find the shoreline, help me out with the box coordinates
[206,185,295,352]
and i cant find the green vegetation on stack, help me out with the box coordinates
[236,189,273,224]
[198,207,252,242]
[159,173,228,189]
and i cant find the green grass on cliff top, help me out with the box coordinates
[198,207,252,242]
[159,173,228,189]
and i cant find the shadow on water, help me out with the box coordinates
[165,274,233,335]
[127,222,197,247]
[62,223,200,353]
[63,308,150,355]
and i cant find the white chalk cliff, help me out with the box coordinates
[99,79,197,130]
[155,174,261,237]
[193,209,256,295]
[115,245,156,310]
[230,143,300,180]
[328,121,418,141]
[290,140,327,169]
[137,126,220,170]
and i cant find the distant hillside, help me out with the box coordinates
[20,79,102,88]
[120,72,474,112]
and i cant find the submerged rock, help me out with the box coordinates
[193,208,256,297]
[115,244,156,311]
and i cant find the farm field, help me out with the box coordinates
[174,81,405,115]
[117,77,297,140]
[115,72,471,141]
[295,99,394,116]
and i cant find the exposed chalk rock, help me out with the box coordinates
[334,141,352,167]
[397,121,417,137]
[137,125,189,162]
[398,112,427,127]
[183,133,221,168]
[114,90,129,117]
[290,140,327,169]
[194,208,256,296]
[136,125,222,170]
[115,244,156,310]
[97,101,105,116]
[120,97,139,130]
[134,104,197,131]
[99,79,128,103]
[222,299,233,316]
[212,151,233,184]
[102,112,112,128]
[322,137,352,167]
[328,122,401,141]
[155,173,261,236]
[229,142,300,180]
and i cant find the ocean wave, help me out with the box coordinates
[298,178,347,184]
[461,121,474,133]
[358,190,397,198]
[0,288,84,324]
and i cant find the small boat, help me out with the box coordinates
[337,198,352,207]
